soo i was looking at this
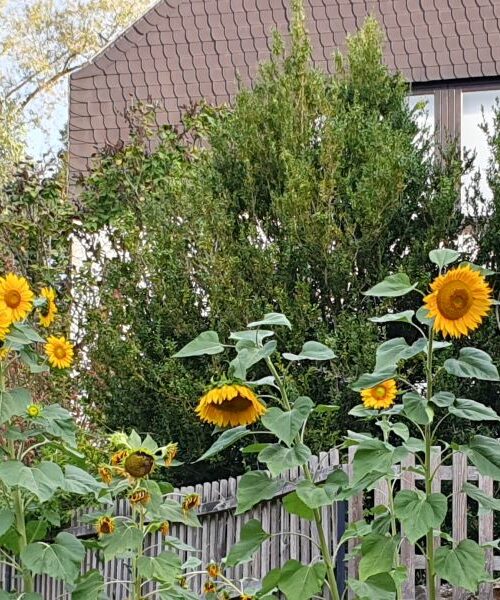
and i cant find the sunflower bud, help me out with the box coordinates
[95,516,115,537]
[26,404,42,418]
[182,493,201,513]
[108,431,129,449]
[129,488,151,507]
[124,450,154,478]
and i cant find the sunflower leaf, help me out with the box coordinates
[369,310,415,324]
[283,341,335,361]
[258,443,311,477]
[196,426,250,462]
[449,398,500,421]
[363,273,418,298]
[444,348,499,381]
[225,519,270,567]
[172,331,224,358]
[351,369,396,392]
[429,248,461,269]
[236,471,284,514]
[247,313,292,329]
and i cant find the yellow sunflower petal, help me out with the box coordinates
[0,273,34,322]
[45,335,74,369]
[39,287,58,328]
[196,384,266,427]
[361,379,398,410]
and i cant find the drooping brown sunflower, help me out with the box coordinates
[159,521,170,536]
[129,488,151,506]
[196,383,266,428]
[182,493,201,513]
[0,274,34,322]
[203,581,217,594]
[424,265,492,338]
[45,336,74,369]
[163,442,179,466]
[95,516,116,537]
[361,379,397,410]
[38,287,58,328]
[110,449,129,466]
[206,563,220,578]
[124,450,154,478]
[98,466,113,485]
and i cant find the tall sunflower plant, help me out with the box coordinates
[174,313,346,600]
[175,248,499,600]
[0,272,104,598]
[78,430,206,600]
[346,248,499,600]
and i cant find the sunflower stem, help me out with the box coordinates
[265,357,341,600]
[425,327,437,600]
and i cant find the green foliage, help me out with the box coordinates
[75,17,472,484]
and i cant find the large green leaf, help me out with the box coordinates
[431,391,455,407]
[295,470,348,509]
[403,393,434,425]
[364,273,418,298]
[369,311,415,324]
[0,460,64,502]
[236,471,284,514]
[353,439,404,481]
[229,330,275,344]
[375,338,410,371]
[359,534,398,580]
[462,482,500,513]
[444,348,499,381]
[351,369,396,392]
[394,490,447,543]
[100,525,143,561]
[282,341,335,362]
[153,499,201,528]
[197,426,250,462]
[348,573,397,600]
[0,510,14,537]
[261,396,313,446]
[282,492,314,520]
[41,404,77,446]
[258,443,311,477]
[230,341,277,378]
[137,551,182,583]
[71,570,107,600]
[21,532,85,583]
[449,398,500,421]
[0,388,31,424]
[247,313,291,329]
[435,540,487,592]
[429,248,460,269]
[462,436,500,480]
[64,465,105,496]
[173,331,224,358]
[278,560,326,600]
[225,519,270,567]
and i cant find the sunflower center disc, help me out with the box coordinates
[5,290,21,308]
[374,386,386,399]
[437,281,472,320]
[54,346,66,359]
[219,397,253,413]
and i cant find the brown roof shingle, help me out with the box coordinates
[69,0,500,178]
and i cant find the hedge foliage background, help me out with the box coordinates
[2,7,498,485]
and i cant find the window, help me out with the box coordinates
[462,89,500,201]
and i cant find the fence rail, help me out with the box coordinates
[0,447,497,599]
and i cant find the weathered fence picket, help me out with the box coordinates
[0,447,496,599]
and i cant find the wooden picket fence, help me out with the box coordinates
[0,447,497,599]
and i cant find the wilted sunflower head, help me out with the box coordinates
[182,493,201,513]
[361,379,397,410]
[239,595,254,600]
[159,521,170,536]
[124,450,155,478]
[204,580,217,594]
[206,563,220,578]
[38,287,58,328]
[110,449,129,466]
[163,442,179,466]
[424,265,492,338]
[129,488,151,507]
[96,516,115,537]
[196,383,266,428]
[177,576,188,589]
[98,466,113,485]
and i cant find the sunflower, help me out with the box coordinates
[124,450,154,478]
[424,265,492,338]
[196,383,266,428]
[0,310,11,341]
[163,442,178,466]
[38,287,58,328]
[98,466,113,485]
[26,404,42,418]
[207,563,220,578]
[204,581,217,594]
[0,274,34,322]
[95,516,115,537]
[129,488,151,507]
[159,521,170,536]
[361,379,398,410]
[110,449,129,466]
[182,493,201,513]
[45,336,74,369]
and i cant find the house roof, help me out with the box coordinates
[69,0,500,178]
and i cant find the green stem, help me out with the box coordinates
[266,358,341,600]
[132,507,145,600]
[425,328,437,600]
